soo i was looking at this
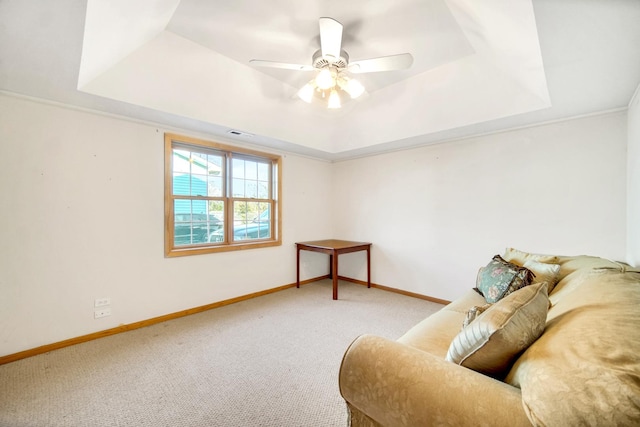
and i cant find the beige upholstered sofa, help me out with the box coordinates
[339,249,640,426]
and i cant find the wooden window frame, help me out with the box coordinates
[164,133,282,257]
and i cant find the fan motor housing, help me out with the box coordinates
[312,49,349,70]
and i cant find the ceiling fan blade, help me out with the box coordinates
[249,60,314,71]
[319,17,343,60]
[348,53,414,73]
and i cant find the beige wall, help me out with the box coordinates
[332,112,628,300]
[628,85,640,267]
[0,94,333,356]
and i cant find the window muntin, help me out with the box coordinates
[165,134,281,257]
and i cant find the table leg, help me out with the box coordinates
[296,245,300,288]
[367,247,371,288]
[332,250,339,300]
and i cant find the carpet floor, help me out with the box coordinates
[0,280,443,427]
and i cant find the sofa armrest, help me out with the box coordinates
[339,335,531,427]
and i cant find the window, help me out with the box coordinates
[164,133,281,257]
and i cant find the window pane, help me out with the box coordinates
[190,152,208,175]
[174,147,225,198]
[209,201,224,220]
[230,158,272,200]
[174,200,223,246]
[232,201,271,242]
[232,178,245,197]
[232,158,245,179]
[257,181,269,199]
[208,176,222,197]
[245,160,258,180]
[245,181,258,199]
[207,203,225,243]
[173,149,191,173]
[173,173,190,195]
[191,174,208,196]
[207,154,223,176]
[174,173,209,197]
[257,162,269,181]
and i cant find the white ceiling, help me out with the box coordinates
[1,0,639,161]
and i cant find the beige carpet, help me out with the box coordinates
[0,280,443,427]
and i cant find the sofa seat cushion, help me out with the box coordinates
[397,309,466,358]
[442,288,487,314]
[505,268,640,425]
[397,289,487,357]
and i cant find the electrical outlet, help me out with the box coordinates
[94,297,111,307]
[94,308,111,319]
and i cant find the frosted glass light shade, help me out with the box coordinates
[315,68,335,90]
[327,90,341,109]
[346,78,365,99]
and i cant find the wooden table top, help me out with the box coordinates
[296,239,371,250]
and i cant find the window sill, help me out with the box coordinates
[165,239,282,257]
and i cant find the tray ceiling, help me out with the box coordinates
[1,0,639,160]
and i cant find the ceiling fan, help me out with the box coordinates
[249,17,413,109]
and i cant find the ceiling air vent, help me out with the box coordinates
[227,130,254,137]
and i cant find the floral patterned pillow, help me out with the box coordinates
[462,303,492,328]
[475,255,534,303]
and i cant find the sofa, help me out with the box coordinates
[339,249,640,426]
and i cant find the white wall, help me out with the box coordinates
[628,85,640,267]
[0,94,333,357]
[332,112,628,300]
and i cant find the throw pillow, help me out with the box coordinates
[446,283,549,376]
[503,247,559,266]
[462,303,492,328]
[523,259,561,293]
[475,255,534,303]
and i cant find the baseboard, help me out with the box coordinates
[336,276,451,305]
[0,279,314,366]
[0,275,446,365]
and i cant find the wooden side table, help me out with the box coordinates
[296,239,372,300]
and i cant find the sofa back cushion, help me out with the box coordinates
[502,247,559,266]
[523,260,561,293]
[505,258,640,425]
[502,248,562,293]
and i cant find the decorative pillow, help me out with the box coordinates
[523,260,561,293]
[446,283,549,375]
[462,303,492,328]
[503,247,559,266]
[475,255,534,303]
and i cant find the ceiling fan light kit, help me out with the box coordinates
[250,17,413,109]
[315,68,335,90]
[297,82,315,103]
[327,89,341,109]
[296,67,365,106]
[342,77,365,99]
